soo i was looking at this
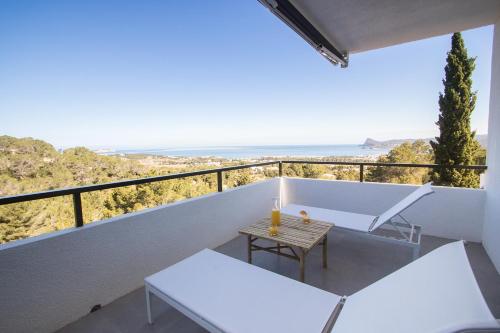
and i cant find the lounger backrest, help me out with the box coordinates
[331,241,498,333]
[369,182,434,232]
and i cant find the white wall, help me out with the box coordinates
[282,178,486,242]
[0,179,280,333]
[483,20,500,273]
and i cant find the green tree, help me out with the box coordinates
[332,166,360,181]
[283,163,326,178]
[367,140,433,184]
[302,164,325,178]
[224,169,255,188]
[430,32,480,187]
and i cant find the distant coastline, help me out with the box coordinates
[363,134,488,149]
[96,144,390,159]
[93,135,487,159]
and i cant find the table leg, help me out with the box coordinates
[299,249,305,282]
[323,234,328,269]
[247,235,252,264]
[145,285,152,324]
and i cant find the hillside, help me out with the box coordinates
[0,136,224,243]
[0,136,277,243]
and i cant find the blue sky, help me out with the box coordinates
[0,0,494,148]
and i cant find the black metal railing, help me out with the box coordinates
[280,160,487,183]
[0,161,278,227]
[0,160,487,228]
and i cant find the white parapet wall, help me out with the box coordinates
[282,178,486,242]
[0,178,280,333]
[483,20,500,273]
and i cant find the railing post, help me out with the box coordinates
[217,171,223,192]
[73,193,84,227]
[359,164,364,182]
[278,161,283,177]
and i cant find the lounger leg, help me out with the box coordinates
[247,235,252,264]
[412,245,420,261]
[299,249,306,282]
[322,235,328,269]
[146,285,152,324]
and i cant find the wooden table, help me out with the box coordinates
[239,214,333,282]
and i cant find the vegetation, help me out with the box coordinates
[431,32,481,187]
[0,136,262,243]
[367,140,433,184]
[282,163,327,179]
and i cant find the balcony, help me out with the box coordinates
[2,0,500,331]
[1,177,499,332]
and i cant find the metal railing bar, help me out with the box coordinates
[0,159,488,229]
[281,160,487,170]
[72,193,84,227]
[0,161,279,205]
[0,160,486,206]
[217,171,223,192]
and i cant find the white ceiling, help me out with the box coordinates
[290,0,500,54]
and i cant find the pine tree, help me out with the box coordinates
[430,32,479,188]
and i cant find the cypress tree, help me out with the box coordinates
[430,32,479,188]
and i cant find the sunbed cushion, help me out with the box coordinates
[146,249,341,333]
[331,241,498,333]
[281,204,375,232]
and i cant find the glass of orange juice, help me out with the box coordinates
[271,197,280,226]
[268,225,278,236]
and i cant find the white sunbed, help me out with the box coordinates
[281,182,435,259]
[145,241,499,333]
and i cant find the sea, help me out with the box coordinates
[98,145,390,159]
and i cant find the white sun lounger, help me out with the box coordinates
[145,241,498,333]
[281,182,434,259]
